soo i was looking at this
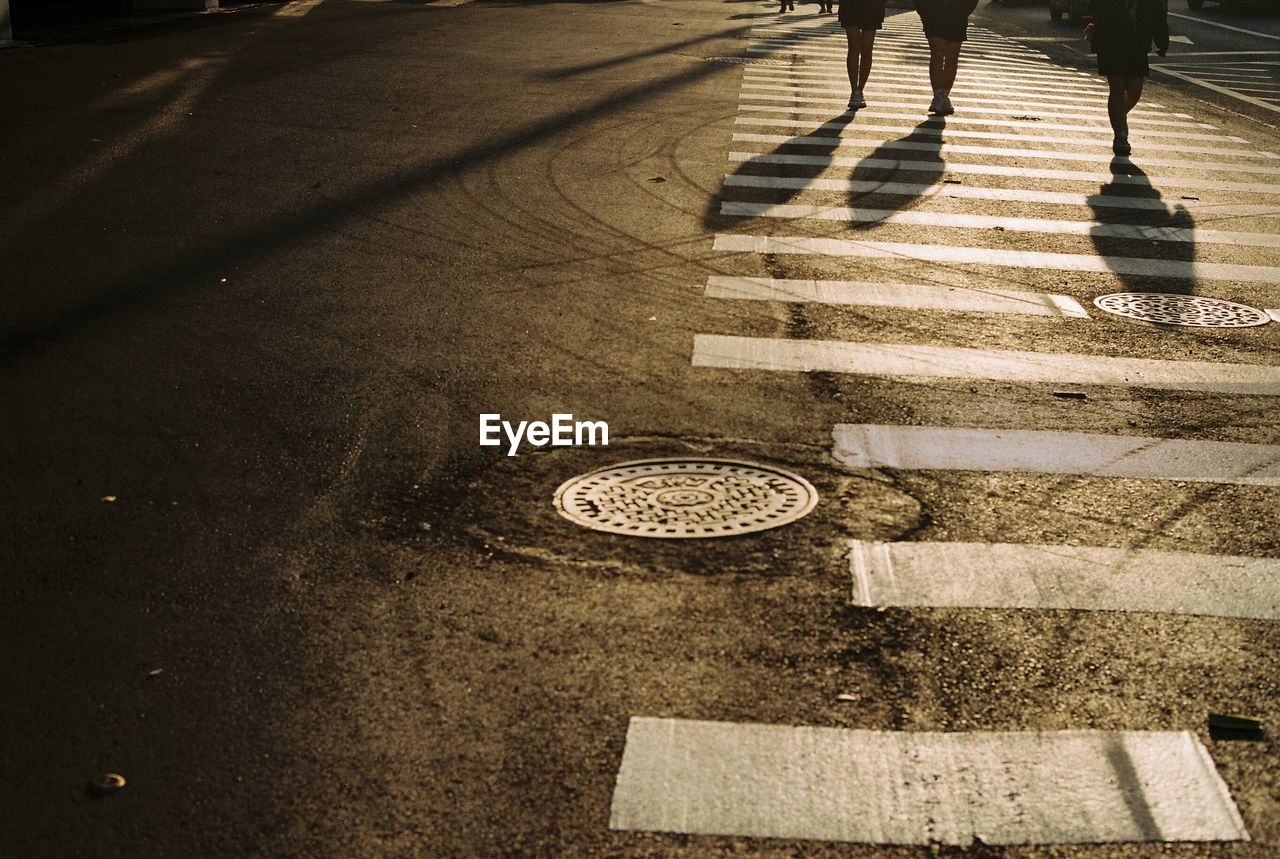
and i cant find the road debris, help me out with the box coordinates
[1051,390,1088,400]
[87,773,126,797]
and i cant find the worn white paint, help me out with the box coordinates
[712,233,1280,284]
[831,424,1280,485]
[694,335,1280,398]
[727,151,1280,195]
[610,718,1249,846]
[703,276,1089,318]
[848,540,1280,619]
[718,201,1280,250]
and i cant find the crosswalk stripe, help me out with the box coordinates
[693,335,1280,397]
[610,717,1249,845]
[848,540,1280,619]
[714,233,1280,282]
[735,103,1237,142]
[748,40,1076,75]
[704,276,1090,317]
[719,201,1280,250]
[728,151,1280,196]
[743,53,1107,90]
[741,71,1173,110]
[831,424,1280,485]
[736,88,1200,127]
[735,118,1272,158]
[732,132,1280,176]
[721,176,1277,218]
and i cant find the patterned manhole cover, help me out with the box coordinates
[1093,293,1271,328]
[553,458,818,538]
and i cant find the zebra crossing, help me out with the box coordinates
[610,3,1277,849]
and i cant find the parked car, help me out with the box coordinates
[1049,0,1091,23]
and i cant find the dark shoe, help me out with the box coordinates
[1112,135,1131,155]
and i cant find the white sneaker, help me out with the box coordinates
[848,91,867,110]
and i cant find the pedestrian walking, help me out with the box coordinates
[913,0,979,115]
[820,1,834,12]
[1084,0,1169,155]
[778,0,795,12]
[839,0,887,110]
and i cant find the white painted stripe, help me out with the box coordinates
[1168,11,1280,41]
[848,540,1280,620]
[749,41,1069,75]
[1154,64,1280,116]
[735,103,1237,142]
[831,424,1280,485]
[736,87,1199,126]
[740,68,1171,107]
[719,201,1280,251]
[728,151,1280,196]
[704,276,1090,317]
[721,176,1280,219]
[731,132,1280,177]
[734,118,1272,158]
[610,718,1250,846]
[693,334,1280,398]
[276,0,324,14]
[743,52,1105,89]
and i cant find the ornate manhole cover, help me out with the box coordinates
[1093,293,1271,328]
[553,458,818,538]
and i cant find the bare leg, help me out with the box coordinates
[856,28,877,90]
[929,37,963,92]
[844,25,865,92]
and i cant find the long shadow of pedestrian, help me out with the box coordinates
[1087,158,1196,298]
[705,113,948,234]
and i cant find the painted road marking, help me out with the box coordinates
[1154,63,1280,116]
[719,201,1280,251]
[831,425,1280,485]
[693,335,1280,398]
[737,86,1198,126]
[848,540,1280,619]
[741,68,1171,109]
[1168,11,1280,41]
[701,277,1090,317]
[276,0,324,15]
[713,233,1280,284]
[610,718,1249,846]
[704,276,1090,318]
[735,102,1229,141]
[731,133,1280,175]
[734,118,1271,159]
[728,151,1280,195]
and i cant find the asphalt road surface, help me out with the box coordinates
[2,0,1279,856]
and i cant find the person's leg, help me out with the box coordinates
[856,28,877,90]
[1125,76,1145,112]
[927,37,961,113]
[1106,74,1132,153]
[845,25,867,107]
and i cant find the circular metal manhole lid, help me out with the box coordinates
[553,458,819,539]
[1093,293,1271,328]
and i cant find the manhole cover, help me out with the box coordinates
[553,458,818,538]
[1093,293,1271,327]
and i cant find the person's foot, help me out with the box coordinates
[848,91,867,110]
[929,96,954,116]
[1112,135,1131,155]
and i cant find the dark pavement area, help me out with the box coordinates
[2,0,1278,855]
